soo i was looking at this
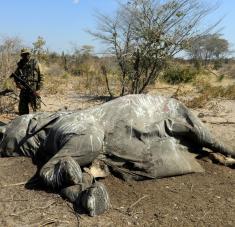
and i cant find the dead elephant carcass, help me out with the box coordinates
[0,94,234,216]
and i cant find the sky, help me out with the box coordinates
[0,0,235,55]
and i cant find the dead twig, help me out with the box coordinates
[66,202,82,223]
[113,207,127,215]
[10,201,56,216]
[207,121,235,125]
[171,84,184,99]
[40,219,56,226]
[190,184,194,192]
[205,68,222,78]
[38,218,71,226]
[156,86,176,90]
[0,198,28,202]
[128,195,149,211]
[2,181,27,187]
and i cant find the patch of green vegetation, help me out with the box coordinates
[162,64,199,84]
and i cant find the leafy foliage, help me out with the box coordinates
[32,36,47,60]
[90,0,220,95]
[186,34,229,65]
[0,36,23,90]
[162,64,199,84]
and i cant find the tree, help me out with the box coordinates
[90,0,220,95]
[80,45,94,58]
[61,51,68,71]
[186,34,229,65]
[0,36,23,89]
[32,36,46,60]
[70,43,95,64]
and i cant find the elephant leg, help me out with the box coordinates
[39,129,104,189]
[39,156,83,189]
[78,181,111,217]
[61,180,111,216]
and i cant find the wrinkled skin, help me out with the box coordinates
[0,94,234,215]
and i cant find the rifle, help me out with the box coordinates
[10,72,46,106]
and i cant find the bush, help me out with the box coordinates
[162,64,199,84]
[44,63,65,77]
[213,60,223,70]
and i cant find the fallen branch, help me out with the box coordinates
[205,68,222,78]
[207,121,235,125]
[156,86,175,90]
[41,220,56,226]
[2,181,27,187]
[129,195,149,210]
[190,184,194,192]
[66,201,83,221]
[37,218,70,226]
[10,201,56,216]
[171,85,184,99]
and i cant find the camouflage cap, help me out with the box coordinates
[20,48,31,55]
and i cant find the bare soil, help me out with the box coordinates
[0,86,234,227]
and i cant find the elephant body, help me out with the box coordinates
[0,94,234,215]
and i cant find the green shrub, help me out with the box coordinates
[213,60,223,70]
[217,74,224,82]
[1,78,15,90]
[162,65,198,84]
[62,72,70,79]
[192,59,202,71]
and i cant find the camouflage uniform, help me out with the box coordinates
[14,48,44,115]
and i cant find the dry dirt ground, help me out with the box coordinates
[0,85,234,227]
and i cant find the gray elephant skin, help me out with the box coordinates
[0,94,234,216]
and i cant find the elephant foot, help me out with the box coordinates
[61,174,110,216]
[61,184,85,203]
[61,172,94,203]
[77,181,111,216]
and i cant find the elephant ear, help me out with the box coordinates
[27,112,64,135]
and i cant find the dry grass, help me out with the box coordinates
[43,64,72,95]
[217,61,235,79]
[73,72,121,97]
[186,80,235,108]
[44,76,68,95]
[73,73,106,96]
[0,96,17,114]
[0,78,18,114]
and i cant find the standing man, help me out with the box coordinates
[12,48,44,115]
